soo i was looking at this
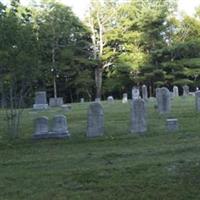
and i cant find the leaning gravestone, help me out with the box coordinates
[183,85,189,96]
[51,115,70,138]
[122,93,128,103]
[195,91,200,112]
[33,91,48,109]
[130,98,147,133]
[132,87,140,100]
[87,102,104,137]
[142,85,148,101]
[173,86,179,97]
[156,87,171,114]
[33,116,49,139]
[49,97,64,107]
[107,96,114,103]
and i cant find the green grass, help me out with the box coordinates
[1,97,200,200]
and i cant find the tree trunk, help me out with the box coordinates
[95,66,103,98]
[52,47,57,99]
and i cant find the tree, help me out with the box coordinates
[86,0,119,98]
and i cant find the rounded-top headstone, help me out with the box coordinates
[87,102,104,137]
[122,93,128,103]
[132,87,140,100]
[130,98,147,133]
[142,85,148,100]
[173,86,179,97]
[183,85,189,96]
[52,115,69,136]
[107,96,114,103]
[156,87,171,114]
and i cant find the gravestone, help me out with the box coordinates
[49,97,63,107]
[156,87,171,114]
[195,91,200,112]
[80,98,84,103]
[166,118,179,132]
[132,87,140,100]
[107,96,114,103]
[87,102,104,137]
[183,85,189,96]
[33,91,48,109]
[51,115,70,137]
[33,116,49,139]
[130,98,147,133]
[173,86,179,97]
[122,93,128,103]
[95,98,101,102]
[142,85,148,101]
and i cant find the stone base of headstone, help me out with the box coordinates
[33,104,48,110]
[166,119,179,132]
[49,97,64,107]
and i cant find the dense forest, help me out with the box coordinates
[1,0,200,105]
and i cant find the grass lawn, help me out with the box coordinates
[1,96,200,200]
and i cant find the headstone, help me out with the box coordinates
[51,115,70,137]
[80,98,84,103]
[156,87,171,114]
[87,102,104,137]
[61,104,72,112]
[195,91,200,112]
[132,87,140,100]
[166,118,179,132]
[33,116,49,139]
[130,98,147,133]
[49,97,63,107]
[183,85,189,96]
[122,93,128,103]
[196,87,199,91]
[107,96,114,103]
[95,98,101,102]
[33,91,48,109]
[142,85,148,101]
[173,86,179,97]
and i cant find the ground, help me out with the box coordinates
[0,97,200,200]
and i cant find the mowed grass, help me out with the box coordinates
[1,97,200,200]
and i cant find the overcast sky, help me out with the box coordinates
[1,0,200,19]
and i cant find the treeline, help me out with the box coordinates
[1,0,200,105]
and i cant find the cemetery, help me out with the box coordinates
[1,0,200,199]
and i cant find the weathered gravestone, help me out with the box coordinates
[173,86,179,97]
[166,118,179,132]
[195,91,200,112]
[49,97,64,107]
[95,98,101,102]
[80,98,84,103]
[142,85,148,101]
[33,116,49,139]
[51,115,70,138]
[183,85,189,96]
[122,93,128,103]
[33,91,48,109]
[130,98,147,133]
[156,87,171,114]
[132,87,140,100]
[107,96,114,103]
[87,102,104,137]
